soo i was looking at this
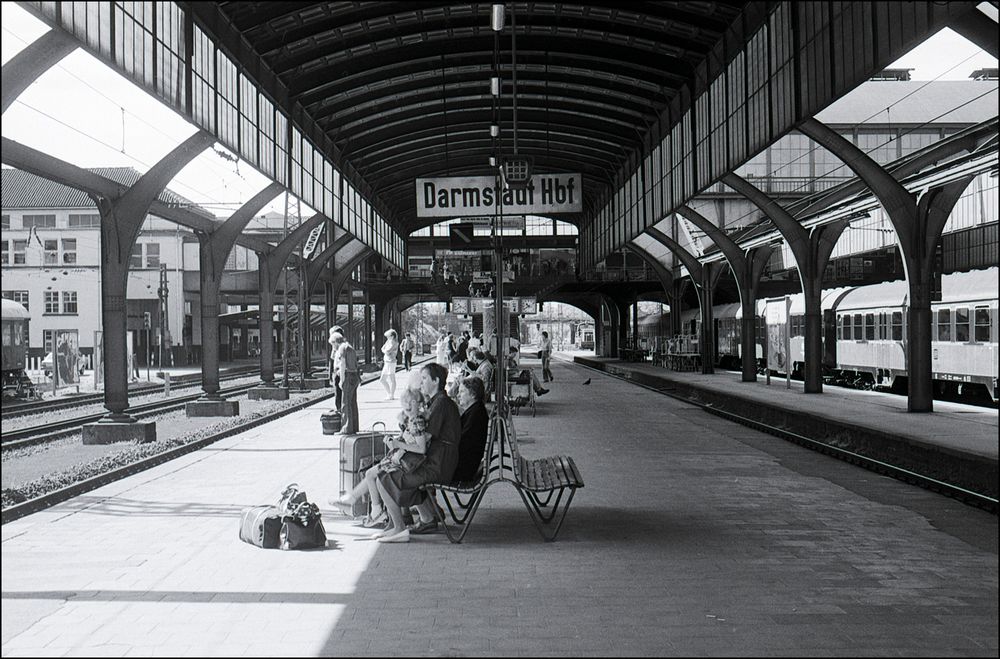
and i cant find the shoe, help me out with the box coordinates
[377,529,410,543]
[370,526,395,539]
[537,388,549,396]
[408,520,439,535]
[361,508,387,528]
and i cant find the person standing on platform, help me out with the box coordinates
[540,330,554,382]
[435,330,450,367]
[328,326,344,411]
[331,332,360,434]
[400,332,414,371]
[380,329,399,400]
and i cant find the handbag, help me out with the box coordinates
[280,501,327,550]
[277,483,308,516]
[537,350,544,359]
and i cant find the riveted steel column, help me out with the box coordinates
[258,256,275,384]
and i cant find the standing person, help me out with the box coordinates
[400,332,414,371]
[540,330,554,382]
[328,326,344,411]
[380,329,399,400]
[331,332,360,434]
[374,363,461,543]
[435,330,450,367]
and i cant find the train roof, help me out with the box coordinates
[1,298,30,320]
[836,267,998,311]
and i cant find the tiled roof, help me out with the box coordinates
[816,80,998,125]
[0,167,213,218]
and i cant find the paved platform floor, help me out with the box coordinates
[2,357,997,657]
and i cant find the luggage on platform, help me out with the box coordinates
[338,421,389,517]
[238,505,283,549]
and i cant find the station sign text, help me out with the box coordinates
[416,173,582,218]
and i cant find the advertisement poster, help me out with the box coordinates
[93,330,104,388]
[55,329,80,388]
[765,298,789,374]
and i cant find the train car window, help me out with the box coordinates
[837,315,845,340]
[864,313,875,340]
[936,308,952,342]
[853,313,863,340]
[954,308,970,343]
[891,312,903,341]
[2,324,11,347]
[974,307,991,342]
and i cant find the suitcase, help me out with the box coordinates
[338,422,389,517]
[239,505,283,548]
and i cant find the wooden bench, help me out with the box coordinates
[419,414,584,543]
[505,417,584,542]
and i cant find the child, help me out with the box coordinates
[336,387,430,527]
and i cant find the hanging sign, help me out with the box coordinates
[415,173,582,218]
[302,224,325,259]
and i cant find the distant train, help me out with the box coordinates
[645,267,998,401]
[1,298,37,400]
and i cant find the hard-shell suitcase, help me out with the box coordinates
[239,505,283,548]
[338,421,389,517]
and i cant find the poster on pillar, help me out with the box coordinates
[764,297,791,375]
[54,329,80,388]
[93,330,104,389]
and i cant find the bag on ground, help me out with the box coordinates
[280,501,327,550]
[238,505,283,549]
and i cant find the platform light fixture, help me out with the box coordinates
[489,156,497,167]
[490,124,500,138]
[490,76,500,96]
[491,4,505,31]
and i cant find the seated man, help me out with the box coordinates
[506,346,548,397]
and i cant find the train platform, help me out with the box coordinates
[2,357,997,657]
[574,355,999,503]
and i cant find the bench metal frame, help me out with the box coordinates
[420,414,583,543]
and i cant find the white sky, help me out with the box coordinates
[1,4,997,220]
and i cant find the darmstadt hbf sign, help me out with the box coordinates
[415,173,582,218]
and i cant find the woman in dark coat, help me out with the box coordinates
[451,376,489,484]
[375,362,460,543]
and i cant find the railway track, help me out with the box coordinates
[2,381,265,451]
[572,359,998,514]
[1,362,321,420]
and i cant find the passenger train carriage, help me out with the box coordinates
[653,267,998,401]
[2,298,36,400]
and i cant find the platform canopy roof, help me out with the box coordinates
[201,1,753,232]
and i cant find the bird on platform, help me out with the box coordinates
[582,378,591,385]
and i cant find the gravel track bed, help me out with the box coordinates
[0,375,265,433]
[1,387,335,508]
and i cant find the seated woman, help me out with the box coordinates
[450,376,490,484]
[334,387,429,527]
[374,363,461,543]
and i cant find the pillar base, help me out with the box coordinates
[82,420,156,445]
[298,377,328,390]
[186,399,239,417]
[247,386,290,401]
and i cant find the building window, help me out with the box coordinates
[62,239,77,264]
[43,240,59,265]
[1,240,7,265]
[43,329,53,355]
[13,240,27,265]
[1,215,9,229]
[130,244,143,269]
[44,291,59,314]
[2,291,29,311]
[22,214,56,229]
[68,213,101,227]
[145,243,160,268]
[62,291,78,314]
[974,307,991,343]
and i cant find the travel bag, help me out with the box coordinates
[238,505,283,549]
[338,421,388,517]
